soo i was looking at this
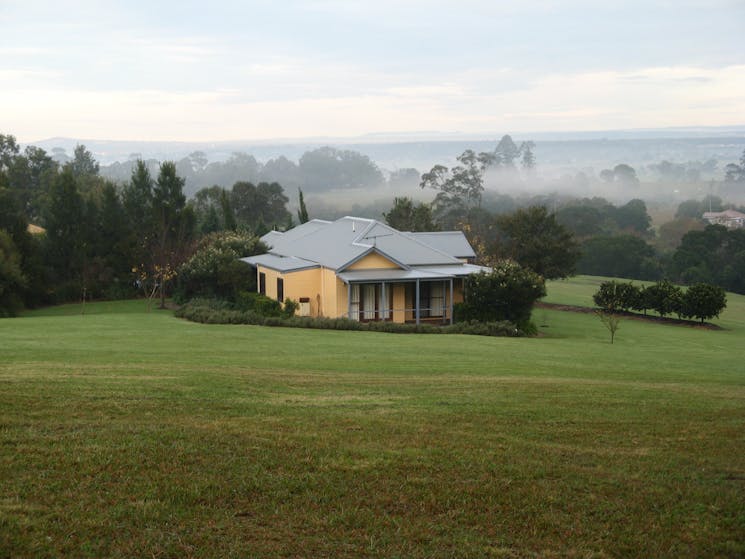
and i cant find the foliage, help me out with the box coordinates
[723,149,745,182]
[151,161,195,308]
[231,181,290,231]
[282,298,299,318]
[298,146,385,192]
[494,206,579,279]
[599,163,639,186]
[458,260,546,327]
[70,144,100,178]
[0,230,27,316]
[578,235,660,280]
[382,197,438,232]
[421,149,495,227]
[176,231,265,303]
[176,298,527,336]
[592,281,642,312]
[596,310,621,344]
[297,188,309,224]
[680,283,727,323]
[642,280,683,318]
[43,167,86,297]
[656,217,706,252]
[671,225,745,294]
[675,196,723,219]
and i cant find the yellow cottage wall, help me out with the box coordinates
[345,252,400,270]
[256,257,467,322]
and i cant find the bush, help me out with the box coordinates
[175,231,266,303]
[282,298,299,318]
[175,299,530,337]
[458,260,546,328]
[234,291,282,316]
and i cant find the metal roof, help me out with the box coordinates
[262,216,462,270]
[260,219,332,249]
[244,217,486,278]
[404,231,476,258]
[240,254,319,273]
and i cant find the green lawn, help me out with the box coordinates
[1,281,744,558]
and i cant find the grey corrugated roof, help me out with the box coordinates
[251,216,479,272]
[240,254,319,273]
[405,231,476,259]
[260,219,331,249]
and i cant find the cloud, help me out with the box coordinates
[4,64,745,142]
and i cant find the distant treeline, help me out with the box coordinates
[3,130,745,319]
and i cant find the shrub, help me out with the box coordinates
[175,231,266,303]
[458,260,546,327]
[282,298,299,318]
[234,291,282,316]
[175,299,530,337]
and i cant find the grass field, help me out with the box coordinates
[1,277,744,558]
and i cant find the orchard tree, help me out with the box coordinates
[681,283,727,323]
[643,280,683,317]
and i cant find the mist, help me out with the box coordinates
[57,130,743,223]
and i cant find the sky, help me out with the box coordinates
[2,0,744,143]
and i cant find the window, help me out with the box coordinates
[277,278,284,302]
[350,284,360,321]
[349,283,390,321]
[259,272,266,295]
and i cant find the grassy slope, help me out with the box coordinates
[1,284,744,558]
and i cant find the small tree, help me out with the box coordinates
[176,231,266,302]
[597,310,621,344]
[644,280,683,317]
[681,283,727,323]
[458,260,546,327]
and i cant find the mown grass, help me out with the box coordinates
[1,282,744,558]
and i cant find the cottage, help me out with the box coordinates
[241,217,489,324]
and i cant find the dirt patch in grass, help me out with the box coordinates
[536,302,723,330]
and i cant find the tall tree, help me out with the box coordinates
[151,161,193,308]
[421,149,495,227]
[297,188,309,224]
[44,167,85,297]
[494,206,579,279]
[123,160,155,272]
[383,197,438,232]
[70,144,100,178]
